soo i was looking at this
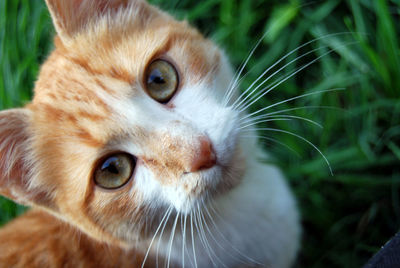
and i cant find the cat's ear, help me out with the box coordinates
[45,0,132,42]
[0,109,35,205]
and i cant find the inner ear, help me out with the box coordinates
[0,109,34,205]
[45,0,133,42]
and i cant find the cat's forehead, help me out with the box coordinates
[31,5,224,148]
[60,11,220,84]
[33,7,222,107]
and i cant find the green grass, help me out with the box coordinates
[1,0,399,267]
[0,0,52,224]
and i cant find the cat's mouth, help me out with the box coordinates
[167,165,218,213]
[167,143,244,214]
[172,130,243,213]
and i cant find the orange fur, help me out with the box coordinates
[0,0,234,267]
[0,209,155,267]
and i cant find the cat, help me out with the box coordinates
[0,0,300,267]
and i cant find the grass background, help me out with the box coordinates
[0,0,399,267]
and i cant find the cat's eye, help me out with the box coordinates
[145,59,179,103]
[94,153,136,189]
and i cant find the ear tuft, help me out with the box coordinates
[45,0,132,42]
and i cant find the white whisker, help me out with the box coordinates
[244,127,333,175]
[230,33,355,110]
[180,214,186,268]
[156,208,173,268]
[197,203,227,268]
[166,212,180,268]
[236,46,348,113]
[241,88,345,121]
[259,105,342,117]
[193,205,219,267]
[240,114,323,129]
[141,206,172,268]
[223,31,271,106]
[241,134,301,157]
[199,201,244,266]
[190,212,198,268]
[205,203,263,266]
[239,118,294,130]
[233,45,329,111]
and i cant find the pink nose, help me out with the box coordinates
[190,137,216,172]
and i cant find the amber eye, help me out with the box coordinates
[94,153,136,189]
[145,59,179,103]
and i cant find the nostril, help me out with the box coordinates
[190,136,216,172]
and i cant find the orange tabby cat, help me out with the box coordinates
[0,0,300,267]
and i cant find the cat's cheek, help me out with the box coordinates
[131,161,168,208]
[84,184,144,244]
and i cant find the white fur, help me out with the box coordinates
[155,155,300,268]
[88,33,300,267]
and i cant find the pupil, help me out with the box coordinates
[149,69,165,84]
[153,76,165,84]
[106,164,119,174]
[102,158,120,174]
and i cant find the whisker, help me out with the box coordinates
[156,207,173,268]
[180,214,185,268]
[223,31,271,106]
[141,206,172,268]
[198,201,246,266]
[205,203,264,266]
[193,205,219,268]
[244,127,333,175]
[240,114,323,129]
[233,45,330,111]
[250,105,342,118]
[197,203,227,268]
[230,33,355,110]
[240,134,301,157]
[166,212,180,268]
[235,41,356,113]
[190,212,198,268]
[239,118,294,130]
[240,88,345,122]
[183,214,195,268]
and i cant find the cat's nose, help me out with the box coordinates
[190,137,216,172]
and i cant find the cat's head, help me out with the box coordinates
[0,0,246,246]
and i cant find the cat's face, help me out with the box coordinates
[0,0,245,246]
